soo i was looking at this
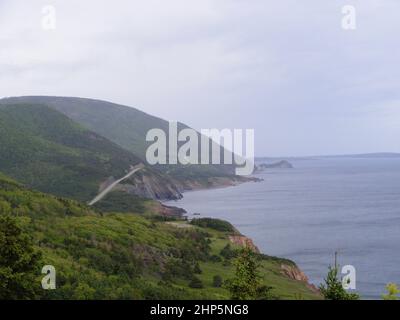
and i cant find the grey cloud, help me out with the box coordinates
[0,0,399,156]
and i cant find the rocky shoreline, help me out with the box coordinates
[174,175,262,193]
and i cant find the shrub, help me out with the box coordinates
[189,276,204,289]
[213,275,223,288]
[163,260,193,281]
[193,263,202,274]
[220,244,237,260]
[190,218,236,233]
[382,283,399,300]
[210,255,222,263]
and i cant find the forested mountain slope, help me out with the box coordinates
[1,96,248,189]
[0,103,181,205]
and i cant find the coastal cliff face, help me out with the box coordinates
[229,235,261,253]
[118,175,183,200]
[281,264,309,282]
[98,171,261,202]
[281,264,320,294]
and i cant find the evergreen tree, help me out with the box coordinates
[220,244,236,260]
[0,215,42,299]
[319,266,359,300]
[188,276,203,289]
[225,247,273,300]
[193,262,202,274]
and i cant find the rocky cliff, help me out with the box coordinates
[228,235,260,253]
[105,170,183,201]
[281,264,320,294]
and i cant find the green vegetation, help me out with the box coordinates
[0,103,142,202]
[319,266,359,300]
[93,191,152,214]
[190,218,237,233]
[0,103,182,208]
[0,96,238,184]
[220,244,238,260]
[382,283,399,300]
[0,214,43,299]
[0,174,320,299]
[213,275,223,288]
[188,277,204,289]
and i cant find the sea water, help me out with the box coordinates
[167,157,400,299]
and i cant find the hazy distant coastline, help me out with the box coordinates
[256,152,400,162]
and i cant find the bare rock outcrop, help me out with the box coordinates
[114,168,183,200]
[228,235,260,253]
[281,264,309,282]
[281,264,320,294]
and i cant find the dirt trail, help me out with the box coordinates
[88,163,144,206]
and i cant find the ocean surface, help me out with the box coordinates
[166,157,400,299]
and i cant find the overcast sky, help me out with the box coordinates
[0,0,399,156]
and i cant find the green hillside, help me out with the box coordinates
[0,96,240,185]
[0,174,320,299]
[0,103,181,205]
